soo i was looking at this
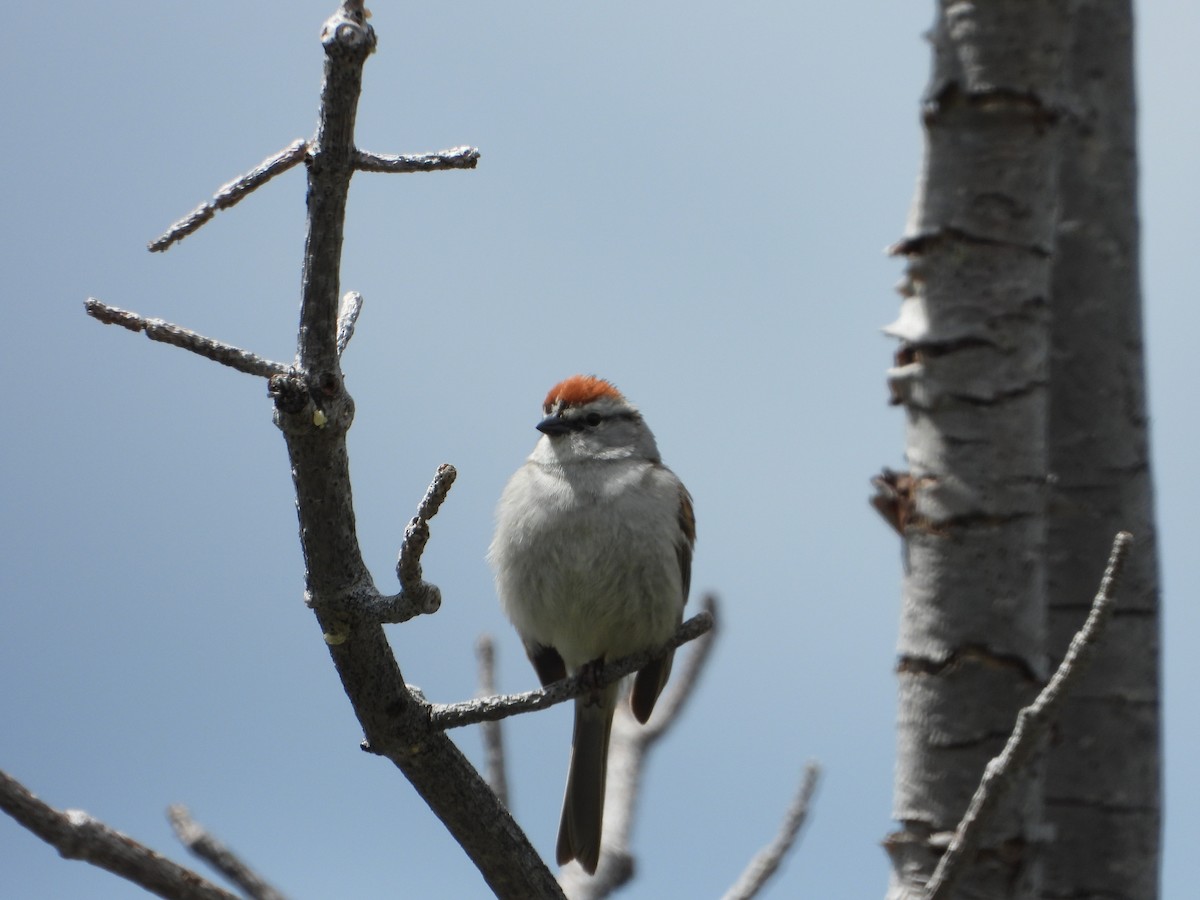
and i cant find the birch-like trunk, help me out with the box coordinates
[1043,2,1161,896]
[884,3,1068,896]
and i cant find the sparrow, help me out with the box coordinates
[488,374,695,874]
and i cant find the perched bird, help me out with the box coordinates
[489,374,695,874]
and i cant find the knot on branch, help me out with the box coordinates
[269,370,354,434]
[321,3,376,56]
[268,372,308,413]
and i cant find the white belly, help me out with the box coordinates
[490,458,684,671]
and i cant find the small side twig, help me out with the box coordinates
[923,531,1134,900]
[392,463,457,617]
[85,299,292,378]
[335,291,363,357]
[430,610,716,731]
[869,467,916,536]
[353,146,480,173]
[721,762,821,900]
[167,804,288,900]
[149,139,309,252]
[476,635,509,807]
[0,769,238,900]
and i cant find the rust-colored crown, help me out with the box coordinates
[543,375,624,412]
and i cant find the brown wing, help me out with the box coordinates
[526,641,567,687]
[631,483,695,723]
[676,486,695,601]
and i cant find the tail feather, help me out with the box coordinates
[556,688,617,873]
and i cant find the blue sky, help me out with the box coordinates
[2,2,1196,897]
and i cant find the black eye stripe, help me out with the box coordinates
[561,410,636,431]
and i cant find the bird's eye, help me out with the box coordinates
[585,413,602,427]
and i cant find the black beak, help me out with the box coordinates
[536,413,572,437]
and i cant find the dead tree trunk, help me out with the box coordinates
[1043,2,1161,896]
[883,2,1069,896]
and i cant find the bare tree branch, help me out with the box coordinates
[0,769,238,900]
[430,609,716,731]
[85,3,561,896]
[85,299,292,378]
[251,5,560,896]
[168,804,288,900]
[721,762,821,900]
[558,596,720,899]
[149,139,309,253]
[390,461,457,615]
[354,146,480,173]
[923,531,1134,900]
[335,291,363,357]
[476,635,510,807]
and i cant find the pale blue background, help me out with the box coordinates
[2,2,1195,897]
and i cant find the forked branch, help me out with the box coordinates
[148,145,479,253]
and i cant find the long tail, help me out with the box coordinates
[556,687,617,874]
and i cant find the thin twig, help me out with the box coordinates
[336,291,363,357]
[168,804,289,900]
[85,299,292,378]
[353,146,480,173]
[394,463,457,615]
[430,610,716,731]
[476,635,510,807]
[721,762,821,900]
[149,139,309,252]
[0,769,238,900]
[923,531,1134,899]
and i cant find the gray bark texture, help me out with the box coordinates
[1043,2,1161,897]
[884,1,1069,896]
[884,1,1161,897]
[271,6,562,898]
